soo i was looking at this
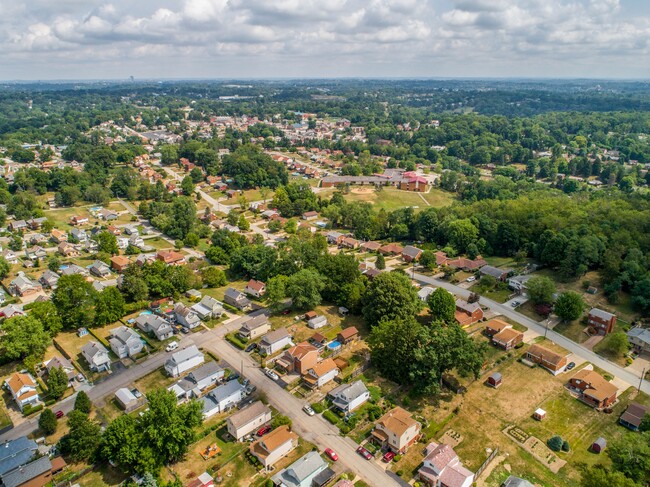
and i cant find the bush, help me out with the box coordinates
[561,440,570,452]
[226,333,247,350]
[339,425,350,434]
[548,435,564,452]
[311,402,326,414]
[393,454,402,462]
[23,404,43,416]
[515,342,524,349]
[323,410,339,424]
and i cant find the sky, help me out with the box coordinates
[1,0,649,80]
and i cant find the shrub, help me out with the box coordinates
[547,435,563,452]
[561,440,570,452]
[340,425,350,434]
[393,454,402,462]
[323,410,339,424]
[311,402,326,414]
[23,404,43,416]
[38,409,57,435]
[396,470,403,477]
[226,333,247,350]
[515,342,524,349]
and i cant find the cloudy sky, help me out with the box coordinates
[1,0,649,80]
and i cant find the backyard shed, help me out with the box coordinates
[487,372,502,388]
[533,408,546,421]
[591,437,607,453]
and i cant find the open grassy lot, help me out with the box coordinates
[134,368,177,394]
[53,331,107,380]
[328,186,455,212]
[76,463,128,487]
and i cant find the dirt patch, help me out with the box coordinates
[350,187,374,194]
[438,429,463,447]
[502,426,566,474]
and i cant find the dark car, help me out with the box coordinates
[245,343,257,353]
[226,373,240,382]
[566,362,576,370]
[180,327,190,334]
[281,309,290,315]
[356,446,373,460]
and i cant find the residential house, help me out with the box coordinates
[0,436,38,478]
[108,326,144,358]
[165,345,205,377]
[250,426,299,470]
[302,359,339,389]
[627,327,650,354]
[337,326,359,345]
[227,400,272,441]
[70,215,89,226]
[340,237,360,249]
[81,341,111,372]
[271,451,331,487]
[201,381,244,418]
[455,299,483,327]
[302,211,318,220]
[402,245,423,263]
[1,250,19,264]
[259,328,293,355]
[191,295,224,320]
[186,289,203,301]
[27,217,47,230]
[587,308,617,336]
[25,233,47,246]
[5,373,40,411]
[98,209,118,221]
[175,303,202,329]
[224,287,252,311]
[307,315,328,329]
[418,286,436,302]
[43,356,76,382]
[328,380,370,413]
[484,319,511,337]
[186,361,225,391]
[129,234,145,249]
[110,255,131,273]
[89,260,111,278]
[0,304,24,319]
[244,279,266,298]
[508,274,533,293]
[238,315,272,340]
[135,314,174,341]
[418,442,474,487]
[50,229,67,244]
[61,264,88,277]
[276,342,319,374]
[360,241,381,252]
[24,246,47,261]
[156,249,186,266]
[70,227,87,243]
[524,344,567,375]
[326,231,345,245]
[39,270,59,289]
[378,243,404,256]
[479,265,511,281]
[115,388,143,412]
[372,407,421,454]
[619,402,650,431]
[57,242,79,257]
[9,220,27,232]
[447,256,488,271]
[569,369,618,409]
[492,327,524,350]
[9,273,42,297]
[0,455,64,487]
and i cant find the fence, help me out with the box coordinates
[475,447,499,479]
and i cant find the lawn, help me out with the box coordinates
[339,187,454,212]
[53,331,107,381]
[76,463,128,487]
[142,236,173,250]
[554,320,589,344]
[134,368,177,394]
[0,405,12,430]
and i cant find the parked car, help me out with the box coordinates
[245,343,257,353]
[264,368,279,381]
[226,373,240,382]
[567,362,576,370]
[76,373,85,382]
[302,405,315,416]
[165,341,179,352]
[55,410,64,419]
[324,448,338,461]
[356,446,373,460]
[245,385,257,395]
[257,425,272,437]
[281,309,290,315]
[180,327,190,334]
[510,301,520,307]
[466,276,476,282]
[242,378,250,387]
[382,451,396,463]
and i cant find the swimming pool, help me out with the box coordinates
[327,341,341,350]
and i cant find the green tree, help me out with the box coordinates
[167,197,197,240]
[266,275,289,312]
[271,415,292,429]
[52,274,96,330]
[362,272,421,326]
[581,465,638,487]
[46,367,69,400]
[0,256,9,279]
[61,410,101,462]
[547,435,564,452]
[607,432,650,483]
[121,275,149,302]
[28,301,63,336]
[96,231,119,255]
[200,267,227,288]
[47,255,61,272]
[284,218,298,234]
[526,276,557,305]
[100,415,143,473]
[0,315,50,368]
[603,331,630,358]
[375,253,386,270]
[237,214,250,231]
[427,288,456,324]
[554,291,585,322]
[39,409,58,435]
[419,250,436,270]
[94,287,126,327]
[74,390,92,414]
[286,269,325,310]
[181,176,194,196]
[184,232,199,248]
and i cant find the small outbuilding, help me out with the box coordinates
[591,437,607,454]
[487,372,502,388]
[115,388,143,412]
[533,408,546,421]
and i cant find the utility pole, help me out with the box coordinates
[639,368,646,394]
[544,318,549,339]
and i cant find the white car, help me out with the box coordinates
[165,341,179,352]
[302,405,315,416]
[466,276,476,282]
[264,368,279,381]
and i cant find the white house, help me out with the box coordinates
[168,361,224,400]
[258,328,293,356]
[302,359,339,389]
[244,279,266,298]
[135,314,174,341]
[191,295,224,320]
[165,345,205,377]
[108,326,144,358]
[307,315,328,329]
[175,303,202,329]
[418,286,436,302]
[5,373,40,411]
[201,381,244,418]
[418,442,474,487]
[328,380,370,413]
[238,315,271,340]
[250,425,299,470]
[81,341,111,372]
[226,400,272,441]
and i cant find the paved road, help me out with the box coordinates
[201,332,401,487]
[410,270,650,394]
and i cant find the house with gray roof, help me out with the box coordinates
[328,380,370,413]
[191,295,224,320]
[81,341,111,372]
[39,269,60,289]
[0,437,38,477]
[271,451,330,487]
[61,263,89,277]
[8,273,42,297]
[0,455,53,487]
[89,260,111,278]
[238,315,271,340]
[200,381,244,418]
[223,287,251,311]
[227,401,272,441]
[135,314,174,341]
[109,326,144,358]
[259,328,293,355]
[44,356,76,381]
[165,345,205,377]
[70,227,88,243]
[175,303,201,329]
[628,327,650,354]
[480,265,512,281]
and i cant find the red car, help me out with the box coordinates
[324,448,338,461]
[256,425,272,437]
[356,446,373,460]
[55,410,64,419]
[382,451,396,463]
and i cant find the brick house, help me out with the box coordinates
[587,308,616,336]
[454,299,483,327]
[568,369,618,409]
[524,344,567,375]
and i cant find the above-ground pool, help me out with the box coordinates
[139,310,153,315]
[327,341,341,350]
